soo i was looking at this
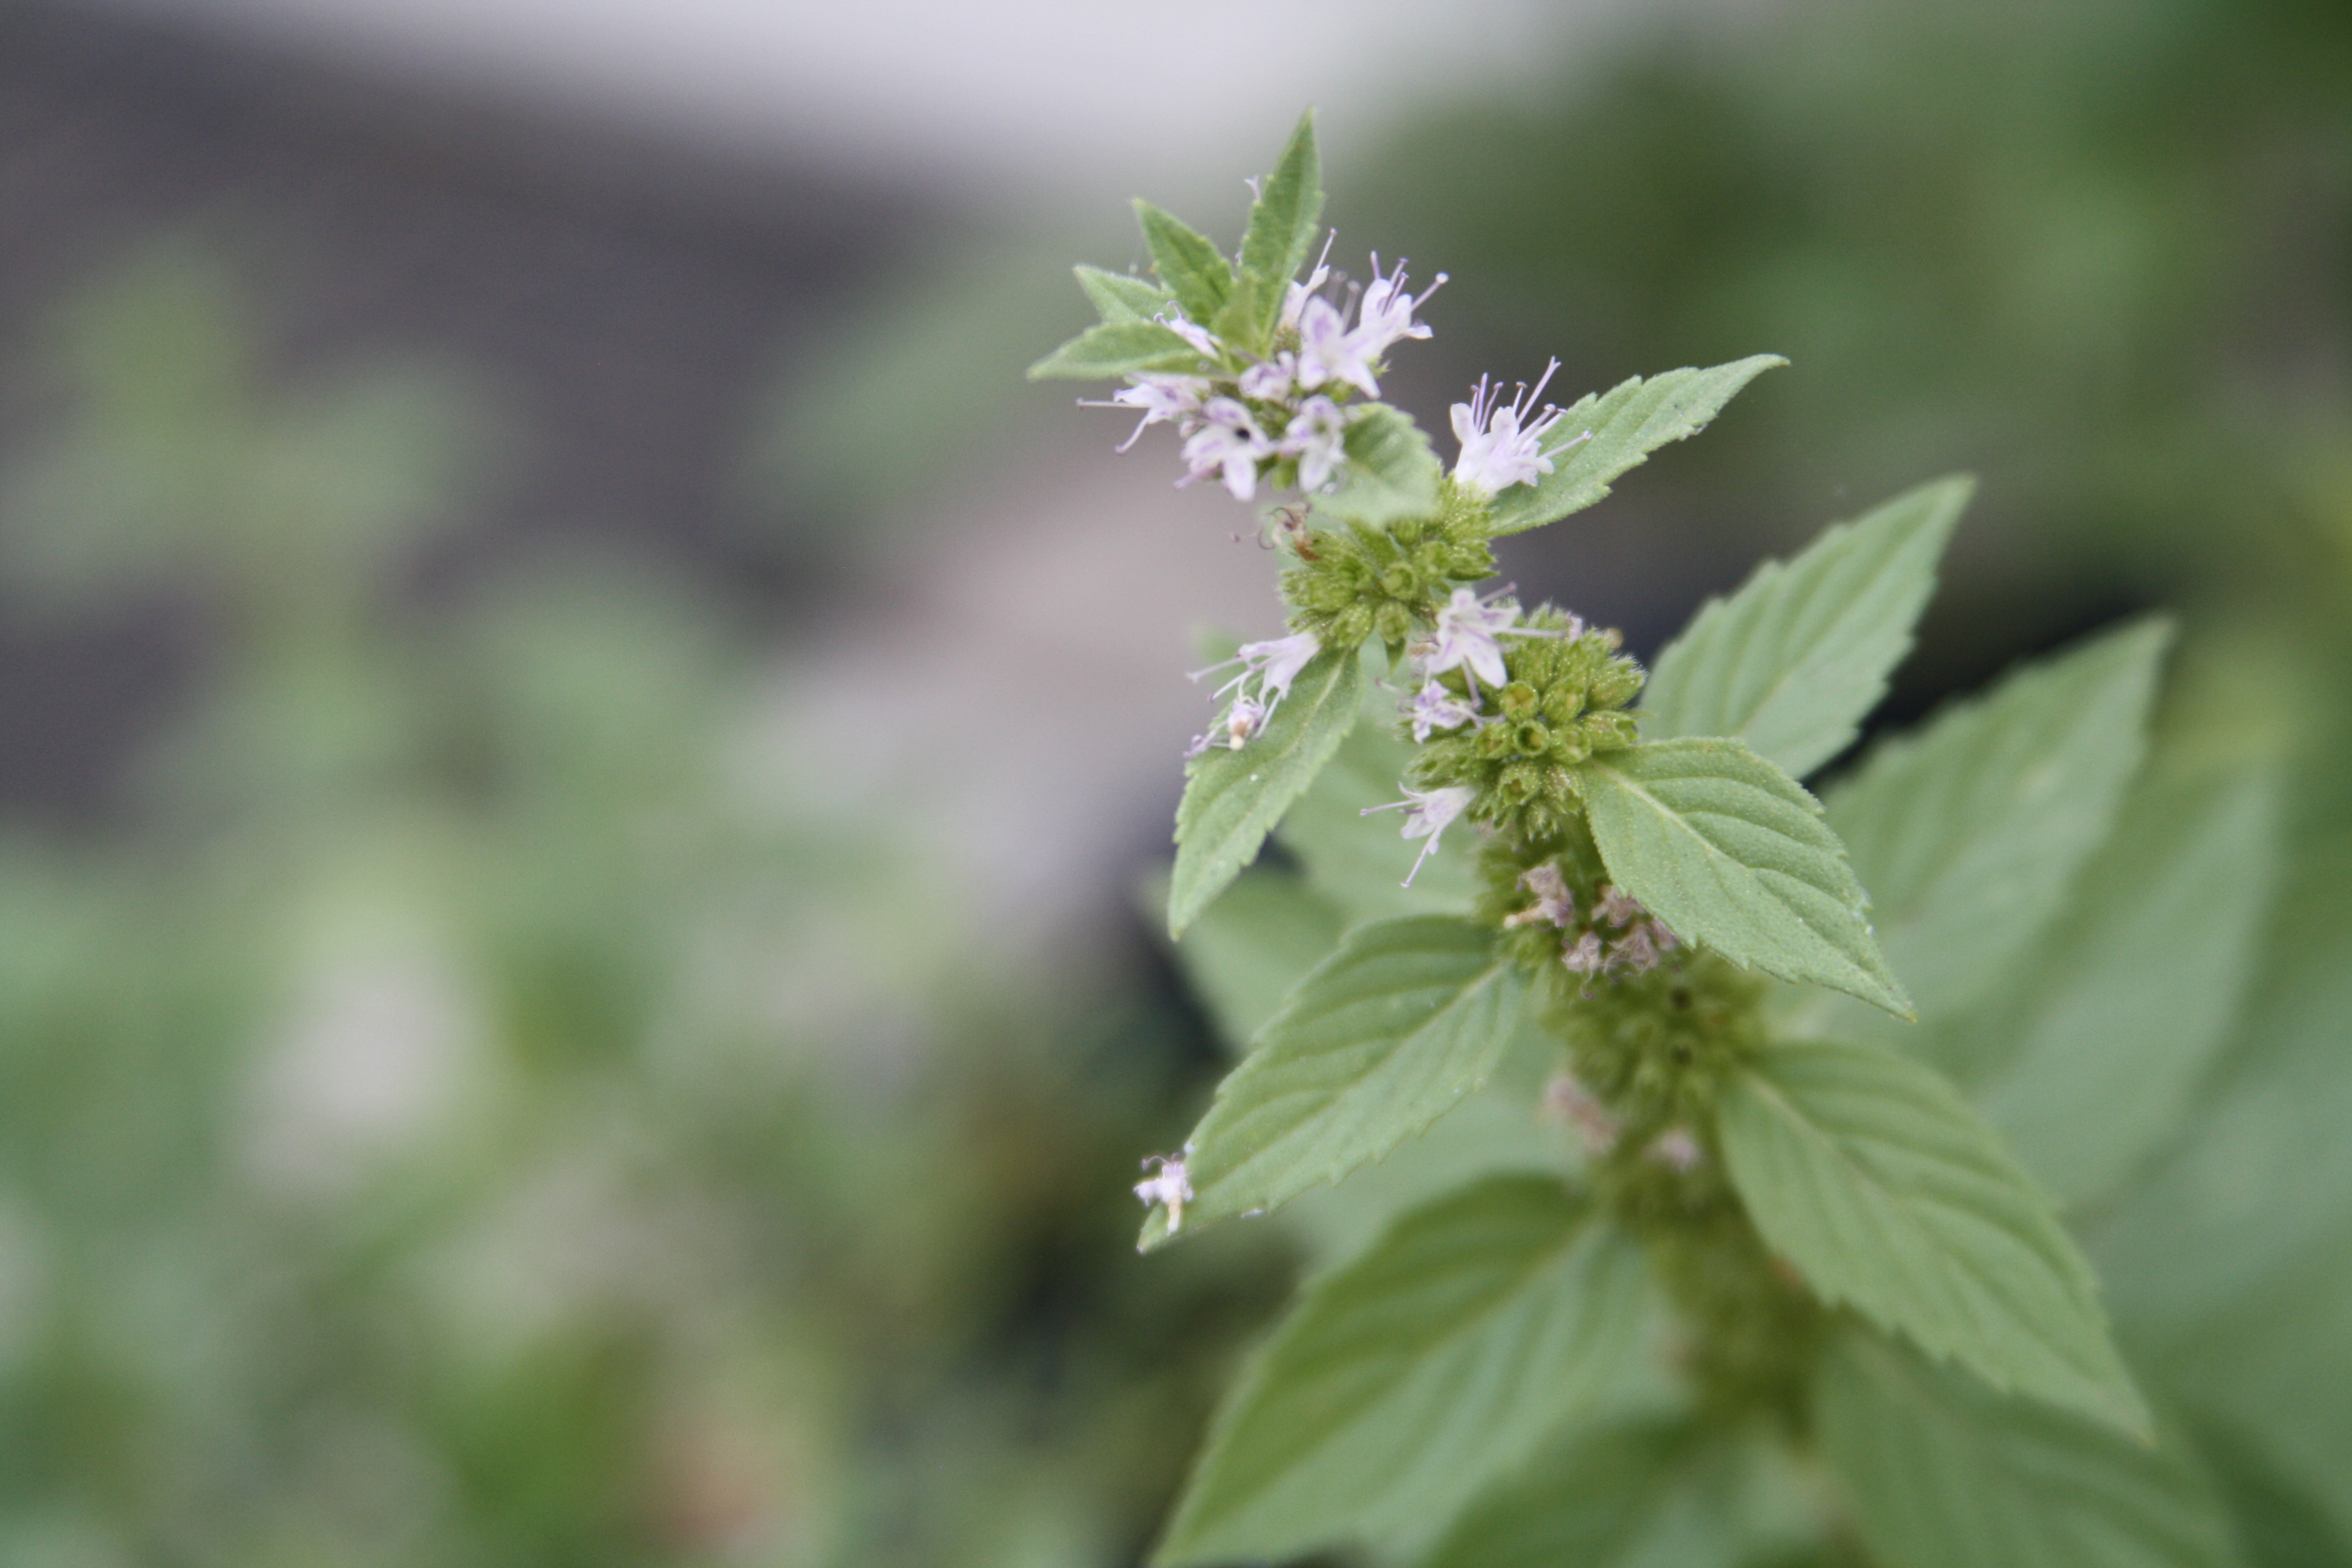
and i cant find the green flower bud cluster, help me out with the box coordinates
[1552,956,1765,1143]
[1279,482,1494,650]
[1407,612,1645,844]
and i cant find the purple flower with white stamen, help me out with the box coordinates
[1407,679,1481,742]
[1451,358,1592,496]
[1280,397,1350,492]
[1103,374,1208,451]
[1179,398,1273,501]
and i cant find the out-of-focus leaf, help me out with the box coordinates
[1642,475,1968,777]
[1155,1177,1650,1565]
[1026,319,1200,381]
[1133,200,1233,327]
[1805,620,2168,1030]
[1955,765,2281,1207]
[1139,916,1521,1247]
[1074,263,1171,324]
[1168,644,1361,937]
[1719,1037,2148,1437]
[1815,1330,2237,1568]
[1580,738,1911,1017]
[1483,356,1785,536]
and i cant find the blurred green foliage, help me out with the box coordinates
[0,251,1284,1568]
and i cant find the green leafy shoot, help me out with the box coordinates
[1578,738,1912,1018]
[1484,356,1786,537]
[1642,475,1969,778]
[1154,1178,1652,1565]
[1138,916,1524,1247]
[1168,642,1361,938]
[1717,1037,2150,1437]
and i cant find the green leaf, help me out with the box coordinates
[1717,1037,2149,1437]
[1276,668,1480,924]
[1155,1177,1651,1565]
[1579,738,1912,1018]
[1814,619,2169,1025]
[1139,915,1524,1246]
[1955,764,2281,1208]
[1073,263,1169,324]
[1025,318,1199,381]
[1420,1421,1736,1568]
[1238,109,1325,345]
[1133,200,1233,328]
[1319,404,1443,527]
[1168,643,1361,938]
[1642,475,1969,778]
[1484,356,1785,537]
[1168,864,1345,1052]
[1815,1331,2237,1568]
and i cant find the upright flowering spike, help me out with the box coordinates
[1451,359,1592,496]
[1180,398,1273,500]
[1280,397,1350,492]
[1363,783,1475,887]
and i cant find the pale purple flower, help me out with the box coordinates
[1103,373,1208,451]
[1406,679,1481,742]
[1240,354,1297,402]
[1187,630,1321,753]
[1563,930,1607,974]
[1424,587,1521,691]
[1279,232,1338,333]
[1293,295,1379,398]
[1451,358,1592,496]
[1544,1071,1620,1157]
[1362,783,1475,887]
[1135,1154,1194,1233]
[1160,312,1221,358]
[1279,397,1350,492]
[1503,862,1577,929]
[1351,255,1445,361]
[1179,398,1272,501]
[1591,884,1646,927]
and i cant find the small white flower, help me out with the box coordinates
[1351,255,1445,361]
[1231,630,1322,703]
[1563,930,1607,974]
[1503,862,1577,929]
[1102,373,1208,451]
[1362,783,1475,887]
[1451,358,1592,496]
[1160,312,1221,358]
[1279,396,1350,492]
[1647,1129,1704,1172]
[1279,232,1338,333]
[1406,679,1481,742]
[1187,630,1322,753]
[1293,294,1379,399]
[1135,1154,1194,1233]
[1240,353,1297,402]
[1179,398,1272,501]
[1425,587,1521,691]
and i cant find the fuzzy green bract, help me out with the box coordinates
[1482,356,1786,536]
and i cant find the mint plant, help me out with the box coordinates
[1036,111,2270,1568]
